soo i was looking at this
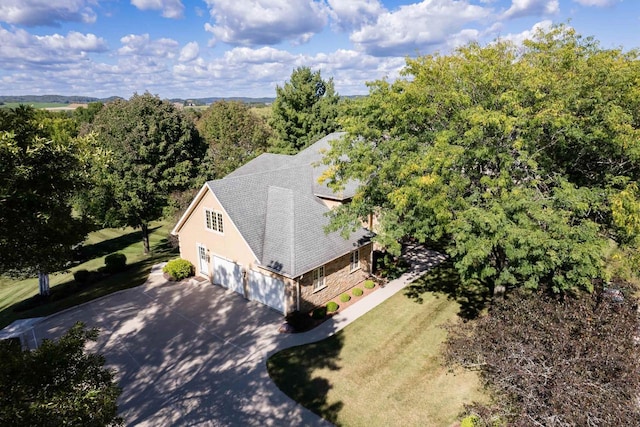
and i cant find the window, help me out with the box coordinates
[350,249,360,272]
[312,266,325,292]
[205,209,224,233]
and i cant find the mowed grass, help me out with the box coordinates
[267,266,486,427]
[0,221,177,328]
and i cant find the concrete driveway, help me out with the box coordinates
[34,267,329,427]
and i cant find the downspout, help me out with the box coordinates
[296,277,301,312]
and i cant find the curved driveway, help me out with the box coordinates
[34,246,445,426]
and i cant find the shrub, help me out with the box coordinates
[339,293,351,303]
[444,288,640,426]
[104,253,127,274]
[312,306,327,320]
[352,287,363,297]
[163,258,194,281]
[364,279,375,289]
[73,269,91,284]
[460,415,480,427]
[285,310,314,332]
[326,301,339,312]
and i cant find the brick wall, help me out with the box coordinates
[298,243,372,312]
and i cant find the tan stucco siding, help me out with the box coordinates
[176,190,258,280]
[298,243,372,312]
[318,197,344,210]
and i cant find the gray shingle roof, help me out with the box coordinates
[225,132,358,200]
[206,132,372,278]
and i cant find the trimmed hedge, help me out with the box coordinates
[339,293,351,303]
[312,306,327,319]
[352,287,363,297]
[104,253,127,274]
[73,269,91,284]
[163,258,194,281]
[286,310,314,332]
[364,279,375,289]
[326,301,339,312]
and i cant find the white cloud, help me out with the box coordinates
[130,0,185,19]
[222,46,295,64]
[502,0,559,19]
[351,0,491,57]
[203,0,328,46]
[572,0,618,6]
[179,41,199,62]
[0,27,107,66]
[173,46,406,97]
[118,34,179,58]
[495,19,553,46]
[0,0,97,26]
[327,0,385,31]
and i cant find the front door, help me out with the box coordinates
[197,244,208,276]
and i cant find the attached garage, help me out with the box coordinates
[213,256,244,296]
[248,270,285,314]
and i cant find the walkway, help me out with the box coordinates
[29,244,445,426]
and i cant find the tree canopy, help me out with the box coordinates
[0,322,122,426]
[0,106,89,291]
[269,66,341,153]
[197,100,271,179]
[85,93,205,253]
[444,287,640,426]
[322,25,640,295]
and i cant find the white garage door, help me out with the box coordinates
[248,270,285,314]
[213,256,244,296]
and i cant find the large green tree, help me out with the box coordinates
[269,66,341,153]
[0,322,122,426]
[197,100,272,179]
[86,93,205,253]
[0,106,89,295]
[322,25,640,295]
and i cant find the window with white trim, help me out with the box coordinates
[205,209,224,233]
[350,249,360,272]
[312,266,325,292]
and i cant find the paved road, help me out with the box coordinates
[34,245,445,426]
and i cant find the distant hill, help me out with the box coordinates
[169,97,275,105]
[0,95,275,106]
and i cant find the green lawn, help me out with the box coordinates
[267,264,487,427]
[0,221,177,329]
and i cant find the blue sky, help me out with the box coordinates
[0,0,635,99]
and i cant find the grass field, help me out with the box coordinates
[250,104,272,121]
[0,221,177,329]
[267,264,487,427]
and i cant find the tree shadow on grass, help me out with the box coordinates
[267,333,344,425]
[76,226,161,262]
[404,260,490,320]
[0,239,177,329]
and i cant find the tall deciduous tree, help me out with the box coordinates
[0,106,89,295]
[322,25,640,295]
[0,322,123,426]
[87,93,205,253]
[269,66,341,153]
[444,288,640,426]
[197,100,272,179]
